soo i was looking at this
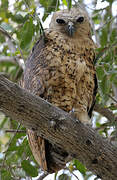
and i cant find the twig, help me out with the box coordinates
[96,16,117,31]
[65,167,80,180]
[55,0,59,11]
[0,27,11,39]
[36,172,49,180]
[0,164,22,168]
[71,171,80,180]
[5,129,26,133]
[91,20,100,47]
[95,41,117,63]
[84,4,108,11]
[2,124,21,165]
[108,95,117,104]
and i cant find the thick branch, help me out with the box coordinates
[0,75,117,180]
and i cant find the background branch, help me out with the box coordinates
[94,104,117,122]
[0,56,17,63]
[0,26,25,70]
[36,172,49,180]
[5,129,26,133]
[0,56,25,70]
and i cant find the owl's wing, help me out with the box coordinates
[23,36,49,97]
[20,34,70,172]
[20,36,49,171]
[27,129,47,171]
[88,74,98,118]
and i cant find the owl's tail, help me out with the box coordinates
[27,129,48,171]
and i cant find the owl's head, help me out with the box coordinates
[49,6,91,38]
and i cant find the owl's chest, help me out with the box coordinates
[46,44,82,79]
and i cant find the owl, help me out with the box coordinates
[21,5,97,173]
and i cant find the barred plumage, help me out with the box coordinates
[21,6,97,172]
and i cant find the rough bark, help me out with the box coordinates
[0,75,117,180]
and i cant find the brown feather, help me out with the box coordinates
[20,7,97,172]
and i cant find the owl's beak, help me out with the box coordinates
[67,22,75,37]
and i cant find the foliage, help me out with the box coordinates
[0,0,117,179]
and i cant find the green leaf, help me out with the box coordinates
[40,0,60,21]
[6,152,19,165]
[62,0,67,6]
[0,116,8,129]
[96,66,105,80]
[1,169,12,180]
[100,75,110,95]
[109,104,117,110]
[96,122,101,128]
[73,159,86,175]
[17,137,28,156]
[7,129,26,152]
[0,33,5,43]
[110,29,117,43]
[92,15,100,24]
[11,14,29,24]
[21,160,38,177]
[20,17,34,50]
[58,174,71,180]
[1,0,8,9]
[100,28,108,47]
[62,0,72,9]
[54,172,58,180]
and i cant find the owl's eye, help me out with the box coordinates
[56,18,66,24]
[76,16,84,23]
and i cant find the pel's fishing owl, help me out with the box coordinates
[21,5,97,172]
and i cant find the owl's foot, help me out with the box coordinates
[69,108,78,120]
[69,109,91,125]
[69,108,80,123]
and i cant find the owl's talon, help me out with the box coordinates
[69,109,77,120]
[69,112,76,119]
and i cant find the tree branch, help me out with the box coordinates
[5,129,26,133]
[94,104,117,122]
[0,75,117,180]
[0,56,16,63]
[0,56,25,70]
[0,26,25,69]
[36,172,49,180]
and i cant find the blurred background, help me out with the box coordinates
[0,0,117,179]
